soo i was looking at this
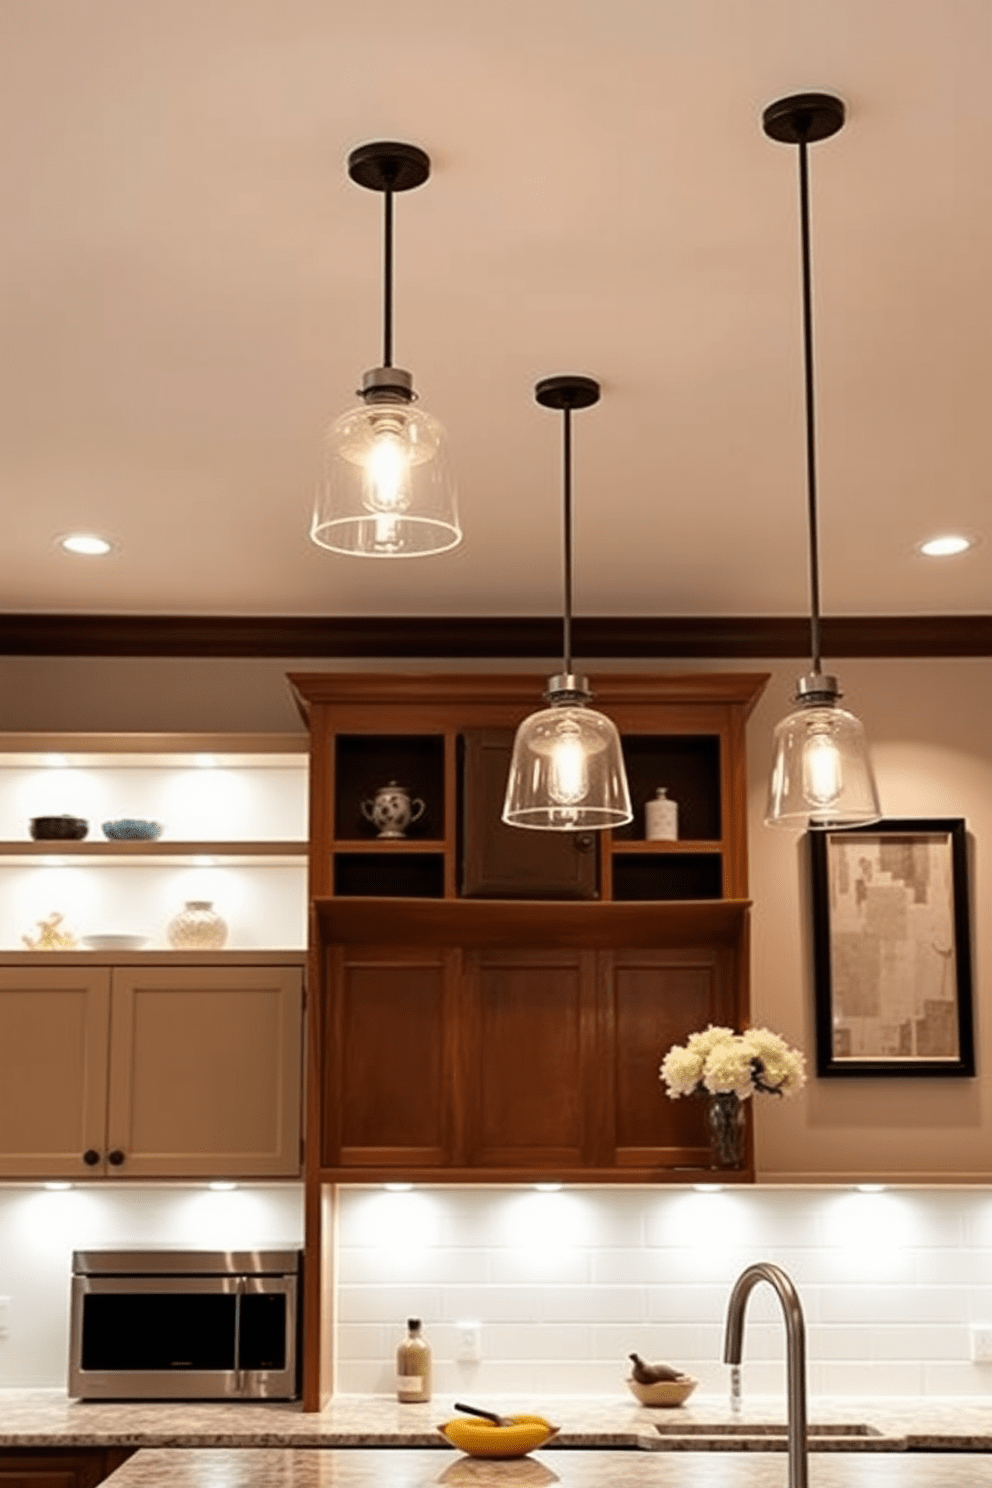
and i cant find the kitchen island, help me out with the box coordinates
[1,1392,991,1452]
[99,1446,992,1488]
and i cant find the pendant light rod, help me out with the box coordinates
[382,188,394,368]
[562,405,574,675]
[535,374,600,684]
[763,93,845,681]
[796,133,822,675]
[347,141,431,376]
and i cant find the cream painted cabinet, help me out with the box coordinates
[0,960,303,1179]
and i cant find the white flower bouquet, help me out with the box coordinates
[660,1024,806,1102]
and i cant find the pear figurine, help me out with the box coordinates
[628,1352,684,1384]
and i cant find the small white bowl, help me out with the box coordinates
[626,1375,698,1407]
[82,934,148,951]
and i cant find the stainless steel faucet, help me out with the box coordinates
[724,1262,808,1488]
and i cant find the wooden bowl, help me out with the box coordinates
[626,1375,698,1407]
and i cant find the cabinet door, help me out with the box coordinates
[106,965,302,1177]
[323,943,458,1169]
[603,946,741,1169]
[460,731,599,898]
[0,967,110,1178]
[462,947,598,1167]
[0,1449,133,1488]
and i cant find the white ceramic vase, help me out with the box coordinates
[645,787,678,841]
[166,900,228,950]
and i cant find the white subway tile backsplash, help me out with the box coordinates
[807,1324,872,1361]
[487,1248,591,1285]
[869,1325,966,1361]
[337,1246,486,1285]
[3,1181,992,1397]
[336,1286,445,1323]
[333,1187,992,1396]
[816,1360,925,1396]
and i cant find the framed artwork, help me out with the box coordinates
[808,819,974,1078]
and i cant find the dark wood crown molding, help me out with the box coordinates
[0,613,990,659]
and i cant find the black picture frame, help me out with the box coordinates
[809,818,975,1078]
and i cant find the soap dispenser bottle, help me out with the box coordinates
[395,1317,432,1402]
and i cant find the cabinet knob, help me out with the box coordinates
[82,1149,101,1166]
[574,834,595,854]
[107,1149,126,1167]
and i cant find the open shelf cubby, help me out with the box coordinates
[614,734,722,843]
[332,851,446,899]
[334,734,445,842]
[611,851,723,901]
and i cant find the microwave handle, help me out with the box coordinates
[234,1276,245,1395]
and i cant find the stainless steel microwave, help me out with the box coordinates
[69,1249,301,1400]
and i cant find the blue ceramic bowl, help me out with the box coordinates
[102,819,163,841]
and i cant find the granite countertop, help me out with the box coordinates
[99,1446,992,1488]
[0,1391,990,1452]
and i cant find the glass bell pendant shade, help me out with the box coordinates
[502,690,633,830]
[765,679,881,828]
[312,395,460,558]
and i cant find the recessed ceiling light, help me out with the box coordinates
[918,534,973,558]
[59,533,114,556]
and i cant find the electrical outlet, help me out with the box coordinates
[455,1320,482,1363]
[0,1297,10,1338]
[970,1324,992,1362]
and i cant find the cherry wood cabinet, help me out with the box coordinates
[0,958,303,1178]
[315,897,749,1181]
[288,671,768,905]
[0,1448,133,1488]
[291,670,767,1408]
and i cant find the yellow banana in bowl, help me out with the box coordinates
[438,1414,560,1458]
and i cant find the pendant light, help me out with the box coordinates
[503,376,632,831]
[762,94,881,829]
[311,142,461,558]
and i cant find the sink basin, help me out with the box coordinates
[652,1422,904,1452]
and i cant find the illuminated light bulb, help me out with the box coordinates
[547,718,589,806]
[363,425,411,514]
[802,726,843,808]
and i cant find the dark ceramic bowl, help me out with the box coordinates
[30,815,89,841]
[102,819,162,841]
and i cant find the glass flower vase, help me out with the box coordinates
[707,1091,746,1169]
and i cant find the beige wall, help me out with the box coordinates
[749,658,992,1183]
[2,651,989,1182]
